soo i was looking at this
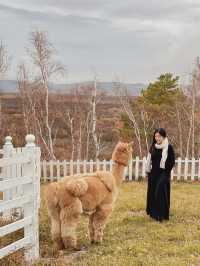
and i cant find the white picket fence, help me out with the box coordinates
[0,135,41,263]
[41,157,200,182]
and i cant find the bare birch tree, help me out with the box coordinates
[85,111,92,160]
[17,64,32,135]
[0,41,9,78]
[192,57,200,157]
[28,31,65,159]
[91,75,101,160]
[113,80,142,156]
[140,107,155,153]
[69,113,75,160]
[175,103,183,157]
[0,41,10,139]
[185,57,200,158]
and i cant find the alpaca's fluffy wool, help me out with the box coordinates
[45,141,133,253]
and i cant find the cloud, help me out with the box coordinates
[0,0,199,83]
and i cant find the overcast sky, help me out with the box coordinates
[0,0,200,84]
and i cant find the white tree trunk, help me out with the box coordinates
[68,112,75,160]
[91,76,100,160]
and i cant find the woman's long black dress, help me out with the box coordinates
[146,144,175,222]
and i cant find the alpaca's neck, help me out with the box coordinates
[112,162,126,186]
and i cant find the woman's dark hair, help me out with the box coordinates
[149,128,167,153]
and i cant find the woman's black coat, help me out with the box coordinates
[146,144,175,221]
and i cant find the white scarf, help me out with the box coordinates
[145,137,169,173]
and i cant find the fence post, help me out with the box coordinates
[191,157,195,181]
[184,157,189,181]
[77,159,80,174]
[70,160,73,175]
[2,136,14,217]
[63,160,67,176]
[198,158,200,181]
[90,159,93,173]
[128,159,133,181]
[50,160,54,182]
[56,160,61,180]
[177,157,181,181]
[135,156,139,181]
[83,160,87,173]
[23,134,40,262]
[42,160,47,182]
[142,157,146,179]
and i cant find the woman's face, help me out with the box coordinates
[155,132,164,144]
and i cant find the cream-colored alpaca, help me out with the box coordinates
[45,141,133,252]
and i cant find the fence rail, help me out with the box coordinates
[41,157,200,182]
[0,135,41,263]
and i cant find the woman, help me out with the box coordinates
[146,128,175,222]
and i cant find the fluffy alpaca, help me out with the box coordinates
[45,141,133,253]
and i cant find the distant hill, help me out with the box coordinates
[0,80,146,96]
[0,80,19,93]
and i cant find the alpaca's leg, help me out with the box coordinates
[60,199,82,250]
[88,213,95,242]
[45,183,64,253]
[47,205,64,253]
[92,204,112,244]
[51,216,64,253]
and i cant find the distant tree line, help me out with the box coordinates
[1,31,200,159]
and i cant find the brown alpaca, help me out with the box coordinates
[45,141,133,253]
